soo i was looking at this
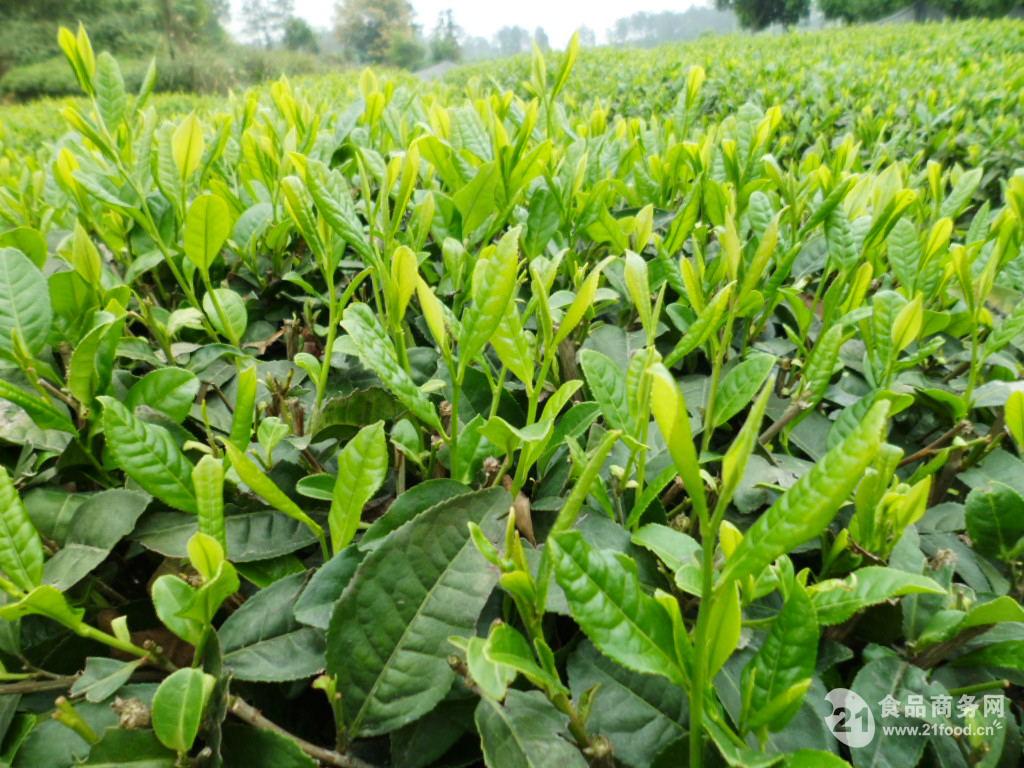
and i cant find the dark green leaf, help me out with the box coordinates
[964,482,1024,560]
[326,487,508,737]
[360,479,469,549]
[132,510,318,562]
[219,571,325,682]
[43,489,150,590]
[221,724,316,768]
[294,546,364,629]
[71,657,144,703]
[82,729,174,767]
[567,640,687,768]
[474,690,587,768]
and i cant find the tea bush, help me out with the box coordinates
[0,21,1023,768]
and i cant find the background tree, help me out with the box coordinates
[822,0,1022,20]
[390,35,426,69]
[576,26,597,47]
[155,0,227,58]
[207,0,231,37]
[461,35,496,61]
[429,10,461,63]
[494,25,530,57]
[940,0,1021,15]
[818,0,903,21]
[533,26,550,51]
[334,0,421,65]
[608,8,736,45]
[241,0,294,48]
[0,0,226,75]
[715,0,810,29]
[283,16,319,52]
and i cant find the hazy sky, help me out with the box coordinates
[231,0,705,46]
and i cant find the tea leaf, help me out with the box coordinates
[964,482,1024,561]
[567,640,687,768]
[742,581,817,732]
[329,420,387,552]
[717,400,889,588]
[202,287,247,342]
[172,113,204,182]
[184,193,230,273]
[99,397,197,514]
[650,364,706,518]
[0,379,75,433]
[665,281,734,366]
[192,456,226,550]
[222,440,324,548]
[95,51,126,129]
[580,349,630,431]
[0,466,45,593]
[342,302,442,432]
[711,352,776,428]
[326,488,508,736]
[549,531,685,685]
[810,567,946,626]
[0,247,51,357]
[152,668,216,753]
[705,580,741,678]
[1007,390,1024,449]
[125,368,199,424]
[219,572,325,682]
[459,228,519,366]
[43,489,149,590]
[475,690,587,768]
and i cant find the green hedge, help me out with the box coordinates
[0,47,343,101]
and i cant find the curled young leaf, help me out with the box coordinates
[649,364,706,519]
[192,455,226,551]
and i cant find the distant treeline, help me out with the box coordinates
[819,0,1023,22]
[606,8,739,46]
[0,1,340,100]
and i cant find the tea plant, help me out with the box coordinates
[0,21,1022,768]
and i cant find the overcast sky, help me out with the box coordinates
[230,0,705,46]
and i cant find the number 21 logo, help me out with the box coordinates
[825,688,876,748]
